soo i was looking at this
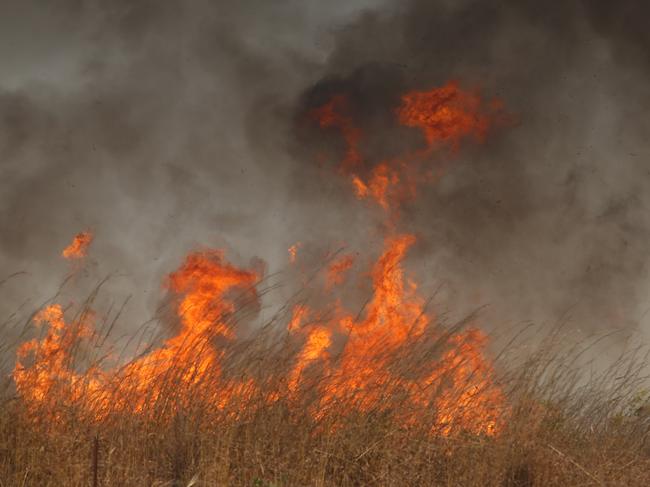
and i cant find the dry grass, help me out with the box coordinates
[1,284,650,486]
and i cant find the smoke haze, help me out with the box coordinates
[2,0,650,340]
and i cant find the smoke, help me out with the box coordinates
[288,0,650,333]
[1,0,650,339]
[0,0,383,326]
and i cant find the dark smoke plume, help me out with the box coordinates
[1,0,650,339]
[289,0,650,332]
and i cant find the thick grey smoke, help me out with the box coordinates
[0,0,384,327]
[1,0,650,341]
[288,0,650,335]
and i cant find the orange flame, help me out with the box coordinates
[326,253,355,288]
[397,82,491,150]
[62,231,93,259]
[14,80,509,437]
[285,235,505,435]
[288,242,302,263]
[310,82,503,211]
[13,305,95,419]
[14,251,259,422]
[310,95,363,172]
[14,238,505,434]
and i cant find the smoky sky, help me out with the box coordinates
[0,0,385,325]
[289,0,650,334]
[2,1,650,339]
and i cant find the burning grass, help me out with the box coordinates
[2,274,650,486]
[1,79,649,485]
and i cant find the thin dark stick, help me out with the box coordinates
[92,434,99,487]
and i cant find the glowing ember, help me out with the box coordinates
[61,231,93,259]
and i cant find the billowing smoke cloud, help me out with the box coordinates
[0,0,384,327]
[288,0,650,334]
[2,0,650,340]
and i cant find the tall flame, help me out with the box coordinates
[13,80,509,437]
[14,251,259,422]
[14,235,506,435]
[287,234,504,435]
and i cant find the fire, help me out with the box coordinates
[288,242,302,263]
[13,237,505,435]
[351,163,400,210]
[113,250,259,414]
[14,251,259,422]
[13,304,95,418]
[397,82,491,150]
[61,230,93,259]
[287,308,332,394]
[286,235,504,435]
[325,253,355,288]
[309,82,503,211]
[13,80,509,437]
[309,94,363,172]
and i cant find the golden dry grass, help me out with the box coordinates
[1,286,650,486]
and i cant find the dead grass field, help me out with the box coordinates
[1,292,650,487]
